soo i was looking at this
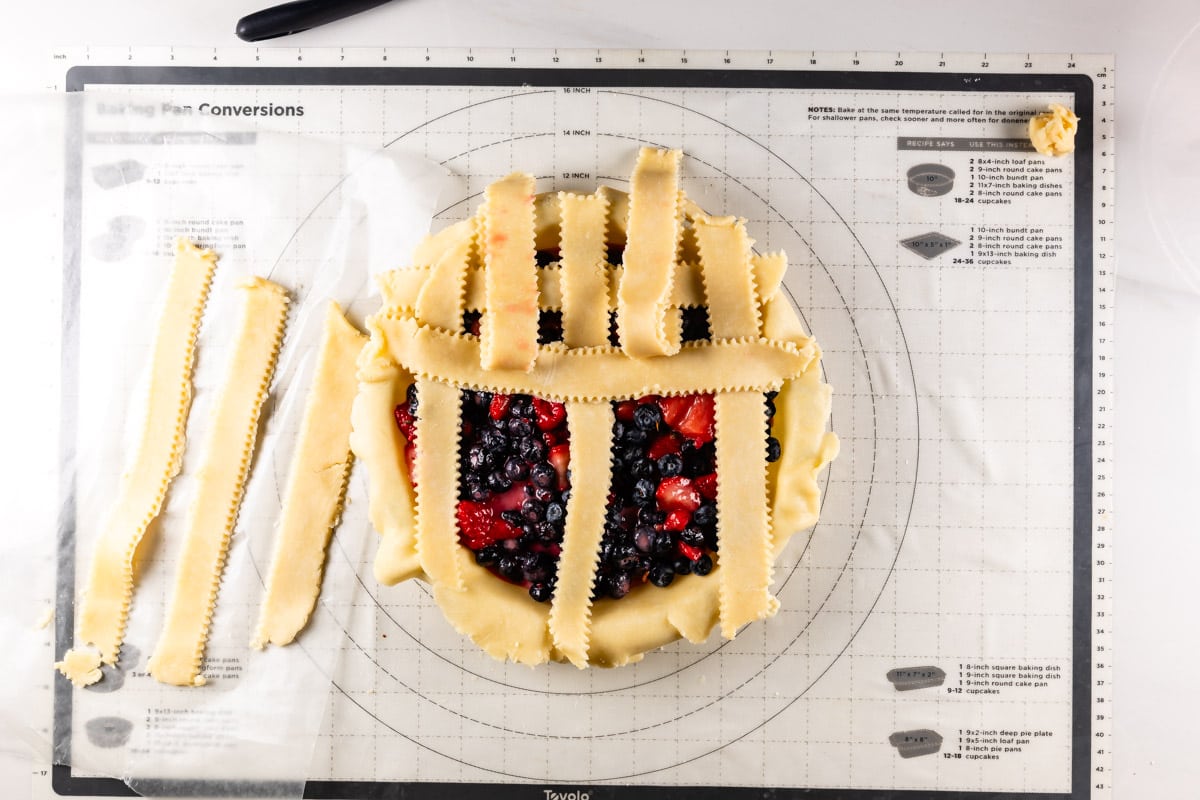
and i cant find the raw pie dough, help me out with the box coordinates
[1029,103,1079,157]
[60,239,216,685]
[147,277,289,686]
[352,148,838,667]
[252,303,365,648]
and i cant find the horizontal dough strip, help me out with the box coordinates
[370,313,816,403]
[379,254,787,320]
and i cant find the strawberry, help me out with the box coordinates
[532,397,566,431]
[664,509,691,531]
[676,393,715,445]
[656,476,701,512]
[615,400,638,422]
[647,432,683,460]
[694,473,718,500]
[393,404,416,442]
[455,500,521,549]
[489,393,511,421]
[548,444,571,490]
[657,395,692,427]
[677,541,703,562]
[491,483,528,512]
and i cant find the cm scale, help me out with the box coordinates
[47,46,1114,800]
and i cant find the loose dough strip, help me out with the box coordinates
[67,239,217,676]
[694,215,762,338]
[547,402,614,667]
[617,148,683,358]
[479,173,539,372]
[558,192,611,347]
[412,379,465,591]
[714,391,779,639]
[147,278,288,686]
[415,218,475,331]
[373,314,814,403]
[252,304,366,649]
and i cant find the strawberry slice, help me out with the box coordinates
[647,432,683,460]
[676,393,715,445]
[393,404,416,442]
[489,393,512,421]
[694,472,718,500]
[677,541,703,562]
[615,400,638,422]
[657,395,692,427]
[455,500,522,549]
[664,509,691,531]
[548,444,571,490]
[656,476,701,512]
[532,397,567,431]
[491,483,528,512]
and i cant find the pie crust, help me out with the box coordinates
[147,277,288,686]
[352,148,838,667]
[64,239,216,681]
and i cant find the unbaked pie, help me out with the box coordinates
[350,147,837,667]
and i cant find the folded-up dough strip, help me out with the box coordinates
[416,218,475,332]
[147,278,288,686]
[558,192,611,347]
[480,173,539,372]
[374,314,813,402]
[617,148,682,358]
[252,304,366,649]
[412,379,465,591]
[547,402,614,667]
[72,239,217,671]
[694,215,762,338]
[714,390,778,639]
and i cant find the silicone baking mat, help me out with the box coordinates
[43,48,1114,799]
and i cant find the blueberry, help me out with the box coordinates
[657,453,683,478]
[638,508,666,525]
[405,382,419,410]
[618,444,642,465]
[500,537,521,551]
[621,427,648,445]
[672,557,693,576]
[632,478,656,506]
[508,417,533,439]
[559,488,571,505]
[534,486,556,504]
[692,503,716,527]
[500,510,523,526]
[503,456,529,481]
[545,502,565,524]
[469,485,489,502]
[518,436,548,461]
[487,471,512,492]
[648,563,675,587]
[765,396,776,417]
[467,445,490,471]
[614,546,641,571]
[682,448,708,477]
[766,436,781,462]
[474,548,498,567]
[521,498,545,522]
[480,428,509,453]
[606,572,632,599]
[530,461,555,488]
[521,552,551,583]
[633,525,656,553]
[633,403,663,431]
[630,457,658,480]
[529,582,553,602]
[498,556,522,581]
[693,554,714,576]
[680,526,705,547]
[651,529,674,555]
[533,521,558,542]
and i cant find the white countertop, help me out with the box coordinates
[2,1,1198,797]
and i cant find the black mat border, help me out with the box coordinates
[56,64,1095,800]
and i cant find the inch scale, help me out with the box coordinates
[44,46,1115,799]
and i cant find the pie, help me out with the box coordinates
[350,147,838,667]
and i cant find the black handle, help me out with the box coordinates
[236,0,394,42]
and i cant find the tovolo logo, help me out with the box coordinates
[543,791,590,800]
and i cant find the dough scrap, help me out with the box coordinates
[73,238,217,666]
[147,277,288,686]
[252,303,366,649]
[55,649,102,688]
[1029,103,1079,157]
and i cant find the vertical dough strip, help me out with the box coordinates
[411,379,466,591]
[68,239,217,674]
[147,277,288,686]
[479,173,539,372]
[252,303,365,649]
[558,191,611,348]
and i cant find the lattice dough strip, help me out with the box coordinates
[252,303,365,649]
[617,148,683,358]
[147,277,289,686]
[714,390,779,639]
[558,191,611,348]
[68,239,217,674]
[547,402,615,668]
[416,217,475,332]
[412,378,466,591]
[479,173,539,372]
[694,215,763,338]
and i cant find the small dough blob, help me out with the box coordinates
[1029,103,1079,156]
[55,649,102,688]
